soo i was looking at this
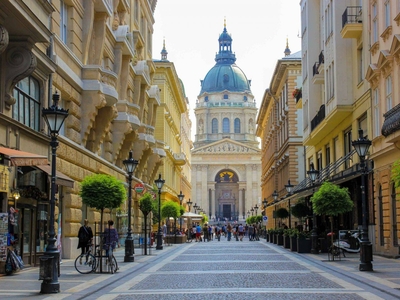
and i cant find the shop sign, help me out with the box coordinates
[134,183,145,194]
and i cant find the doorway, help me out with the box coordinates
[223,204,231,220]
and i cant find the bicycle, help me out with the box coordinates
[104,243,118,274]
[75,244,118,274]
[327,244,343,261]
[75,244,97,274]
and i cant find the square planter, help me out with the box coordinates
[283,236,290,248]
[290,236,297,252]
[297,238,311,253]
[276,234,284,246]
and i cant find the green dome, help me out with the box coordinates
[200,64,251,94]
[200,24,251,95]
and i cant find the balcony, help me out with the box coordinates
[310,105,325,132]
[312,62,324,85]
[341,6,362,39]
[382,103,400,137]
[173,153,186,166]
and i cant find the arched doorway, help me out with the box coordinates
[214,169,239,221]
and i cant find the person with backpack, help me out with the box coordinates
[77,219,93,255]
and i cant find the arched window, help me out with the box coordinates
[391,183,398,246]
[378,185,384,246]
[223,118,230,133]
[234,118,241,133]
[212,118,218,133]
[13,76,41,131]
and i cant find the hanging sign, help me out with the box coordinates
[134,183,145,194]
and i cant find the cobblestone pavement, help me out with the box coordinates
[2,237,400,299]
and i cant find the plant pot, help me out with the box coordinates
[283,235,290,248]
[297,238,311,253]
[276,234,284,246]
[290,236,297,252]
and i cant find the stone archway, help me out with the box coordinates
[214,169,240,221]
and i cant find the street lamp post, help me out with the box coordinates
[254,204,258,216]
[155,174,165,250]
[352,128,373,271]
[285,180,294,228]
[307,163,319,254]
[187,198,192,212]
[193,203,198,213]
[272,190,278,228]
[123,151,138,262]
[40,92,69,294]
[177,191,184,233]
[251,207,254,216]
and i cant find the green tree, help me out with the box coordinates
[80,173,126,232]
[311,181,353,245]
[139,192,153,255]
[291,198,311,228]
[161,201,180,232]
[391,159,400,188]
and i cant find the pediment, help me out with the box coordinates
[192,138,260,155]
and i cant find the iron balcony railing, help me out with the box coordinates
[342,6,362,27]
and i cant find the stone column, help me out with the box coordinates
[211,188,216,219]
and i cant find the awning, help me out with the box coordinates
[0,147,49,166]
[35,165,75,188]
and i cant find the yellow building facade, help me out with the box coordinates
[0,0,194,270]
[256,46,304,230]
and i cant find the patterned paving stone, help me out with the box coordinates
[116,293,365,300]
[129,273,341,290]
[159,261,308,271]
[173,254,285,261]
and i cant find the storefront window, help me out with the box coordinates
[36,204,48,252]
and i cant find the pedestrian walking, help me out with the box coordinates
[77,219,93,256]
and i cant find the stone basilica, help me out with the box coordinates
[191,22,261,221]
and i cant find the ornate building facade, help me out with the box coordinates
[0,0,194,269]
[191,23,261,221]
[256,44,304,229]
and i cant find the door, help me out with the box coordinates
[223,204,231,220]
[20,207,35,266]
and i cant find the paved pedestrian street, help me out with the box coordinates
[2,237,400,300]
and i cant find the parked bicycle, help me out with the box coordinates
[74,244,118,274]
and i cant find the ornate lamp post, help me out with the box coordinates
[352,128,373,271]
[263,198,267,210]
[254,204,258,216]
[187,198,192,212]
[250,207,254,216]
[285,180,294,228]
[155,174,165,250]
[122,151,138,262]
[40,91,69,294]
[307,163,319,254]
[193,203,198,213]
[177,191,184,233]
[272,190,278,228]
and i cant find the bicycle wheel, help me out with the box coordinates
[75,253,96,274]
[107,253,116,274]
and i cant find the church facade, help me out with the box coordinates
[191,23,261,222]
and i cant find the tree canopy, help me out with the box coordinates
[80,173,126,211]
[391,159,400,189]
[311,181,353,216]
[161,201,180,219]
[291,198,311,219]
[139,192,153,216]
[275,207,289,219]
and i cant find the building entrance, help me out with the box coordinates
[223,204,231,220]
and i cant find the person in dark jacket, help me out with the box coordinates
[77,219,93,255]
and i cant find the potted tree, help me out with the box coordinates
[297,230,311,253]
[289,228,299,252]
[275,207,289,246]
[139,192,153,255]
[290,198,311,231]
[283,228,292,249]
[311,181,353,254]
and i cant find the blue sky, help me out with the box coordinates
[153,0,302,128]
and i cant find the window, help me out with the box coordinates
[386,75,393,110]
[223,94,228,100]
[344,128,352,169]
[234,118,240,133]
[357,46,363,84]
[13,76,41,131]
[60,0,68,44]
[391,184,398,246]
[358,114,368,139]
[223,118,229,133]
[325,144,331,166]
[373,88,380,138]
[385,0,391,28]
[372,3,378,44]
[212,118,218,133]
[205,96,208,102]
[379,185,384,246]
